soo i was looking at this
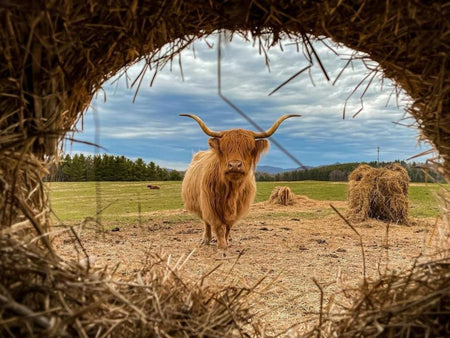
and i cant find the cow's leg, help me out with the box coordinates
[215,224,228,257]
[200,222,212,246]
[225,224,232,244]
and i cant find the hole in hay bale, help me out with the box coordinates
[269,186,295,206]
[1,2,449,337]
[347,163,410,224]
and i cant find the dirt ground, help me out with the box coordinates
[53,195,439,335]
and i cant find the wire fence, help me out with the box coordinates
[217,32,308,170]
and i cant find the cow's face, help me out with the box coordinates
[208,129,269,181]
[181,113,300,181]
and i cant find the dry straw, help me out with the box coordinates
[304,256,450,337]
[0,236,261,337]
[347,163,410,224]
[269,186,295,206]
[0,1,449,336]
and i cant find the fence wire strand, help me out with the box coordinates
[217,32,307,170]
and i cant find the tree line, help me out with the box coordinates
[48,154,183,182]
[48,154,443,183]
[255,161,444,183]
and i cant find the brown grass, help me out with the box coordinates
[51,200,439,335]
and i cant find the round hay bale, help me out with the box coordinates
[385,163,410,194]
[371,163,410,223]
[347,164,410,224]
[347,165,377,221]
[348,164,372,182]
[269,186,295,206]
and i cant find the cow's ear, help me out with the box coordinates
[253,139,269,162]
[208,138,220,152]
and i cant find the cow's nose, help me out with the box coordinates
[228,160,243,170]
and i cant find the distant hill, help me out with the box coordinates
[256,165,312,174]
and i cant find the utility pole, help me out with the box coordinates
[377,147,380,166]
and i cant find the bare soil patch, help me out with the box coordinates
[53,197,438,334]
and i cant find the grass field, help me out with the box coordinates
[48,181,445,222]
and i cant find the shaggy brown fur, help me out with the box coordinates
[182,129,269,256]
[347,164,410,224]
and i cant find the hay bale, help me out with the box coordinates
[305,257,450,337]
[347,164,374,220]
[0,237,258,337]
[347,164,410,224]
[348,164,373,182]
[269,186,295,206]
[0,2,449,337]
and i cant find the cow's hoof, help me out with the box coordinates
[215,250,227,259]
[214,249,233,260]
[199,239,211,247]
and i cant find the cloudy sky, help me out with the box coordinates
[67,33,431,170]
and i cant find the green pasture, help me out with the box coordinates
[48,181,446,223]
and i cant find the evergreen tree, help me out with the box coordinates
[133,158,147,181]
[62,153,86,181]
[168,170,182,180]
[147,161,157,180]
[49,154,184,182]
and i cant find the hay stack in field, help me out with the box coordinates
[347,164,373,219]
[347,164,410,224]
[269,186,295,206]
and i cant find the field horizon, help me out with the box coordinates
[48,180,444,223]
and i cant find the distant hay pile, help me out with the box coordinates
[347,164,410,224]
[269,186,295,206]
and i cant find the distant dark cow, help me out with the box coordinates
[181,113,300,256]
[147,185,160,190]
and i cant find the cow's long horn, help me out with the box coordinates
[252,114,301,138]
[180,114,223,137]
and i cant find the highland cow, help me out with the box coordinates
[181,113,300,256]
